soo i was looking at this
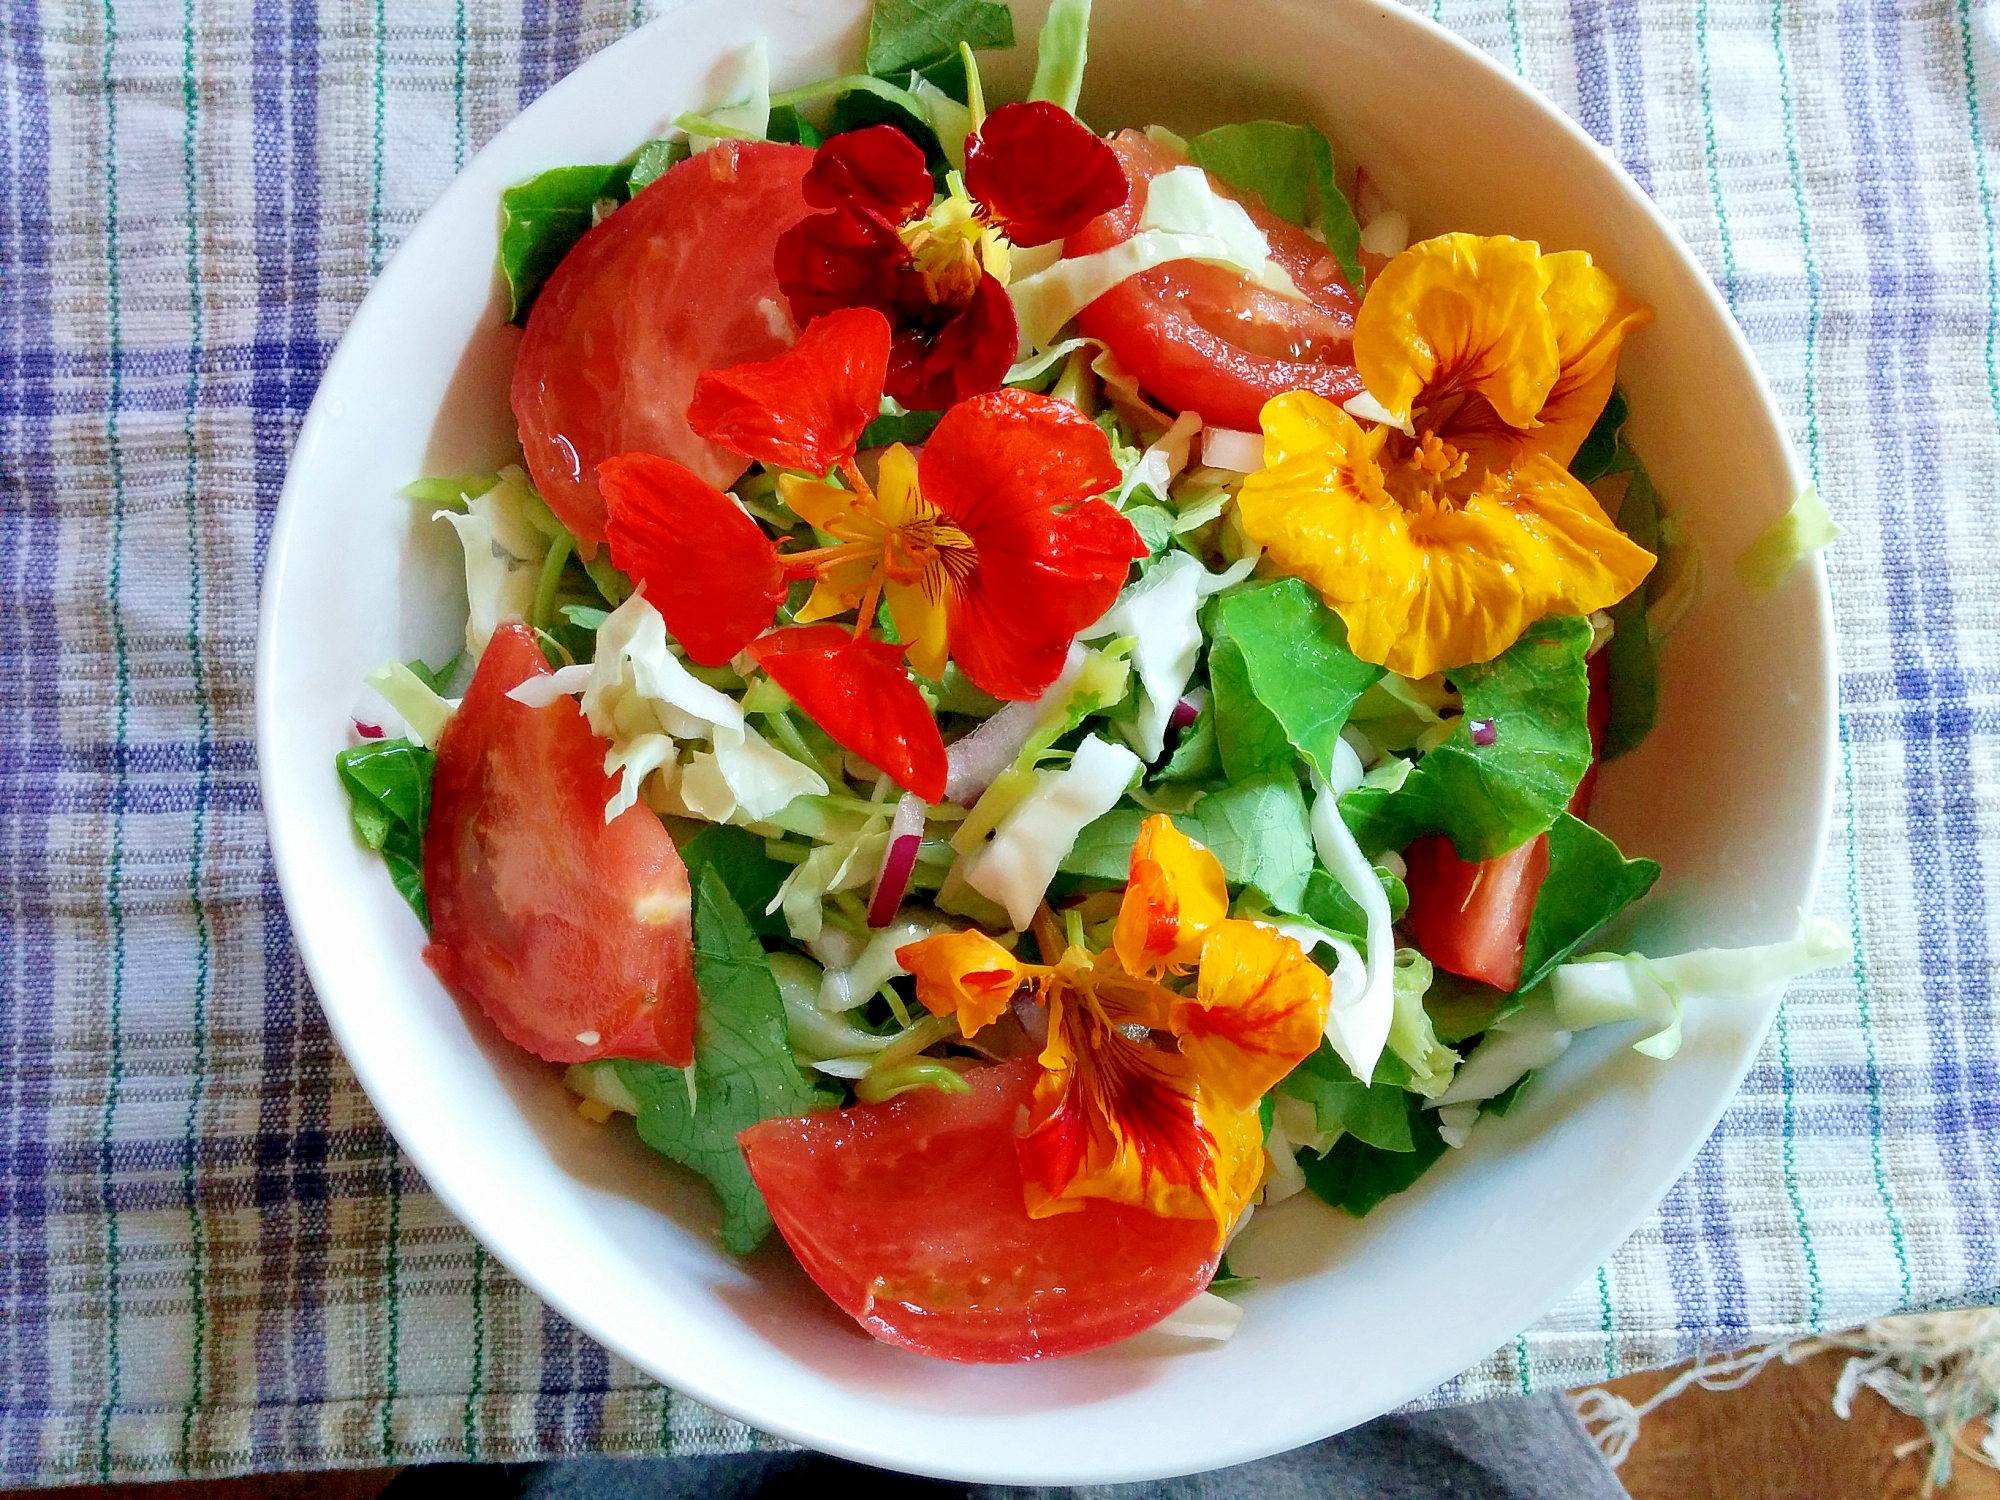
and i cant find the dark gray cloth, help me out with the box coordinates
[381,1394,1626,1499]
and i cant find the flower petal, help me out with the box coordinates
[1522,250,1653,468]
[800,123,936,220]
[599,452,785,666]
[883,268,1020,411]
[775,203,912,328]
[964,101,1129,248]
[1112,814,1229,978]
[777,474,875,541]
[687,307,891,474]
[1018,987,1249,1231]
[744,625,948,800]
[921,389,1143,699]
[1175,919,1332,1113]
[897,929,1031,1037]
[1354,233,1559,430]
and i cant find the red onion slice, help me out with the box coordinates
[1168,696,1202,734]
[353,720,385,741]
[866,792,929,927]
[1470,718,1498,747]
[1199,426,1265,473]
[942,642,1087,805]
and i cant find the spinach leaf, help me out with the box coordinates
[1568,388,1631,485]
[335,738,435,927]
[860,405,944,449]
[1299,1092,1449,1216]
[403,654,459,694]
[1061,772,1314,907]
[626,137,688,195]
[1513,813,1660,994]
[1208,1252,1257,1297]
[499,162,631,322]
[1424,970,1519,1046]
[865,0,1014,74]
[1485,1072,1534,1116]
[1339,614,1594,861]
[679,824,794,941]
[1601,466,1660,761]
[765,105,824,148]
[1154,695,1219,782]
[1125,504,1175,555]
[1213,579,1382,784]
[1206,612,1294,782]
[613,868,829,1254]
[1186,121,1363,292]
[1278,1040,1415,1151]
[1287,863,1408,939]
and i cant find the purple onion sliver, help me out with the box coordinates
[1168,696,1202,734]
[866,833,922,928]
[354,720,385,740]
[1470,718,1498,747]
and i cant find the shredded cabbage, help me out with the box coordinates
[816,912,954,1013]
[771,829,889,944]
[907,74,970,169]
[1309,745,1395,1084]
[1027,0,1092,113]
[1735,483,1841,599]
[962,734,1141,929]
[1386,947,1457,1098]
[433,466,551,657]
[1115,410,1202,507]
[1152,1290,1243,1342]
[1081,551,1254,760]
[685,41,770,152]
[1009,167,1304,352]
[364,660,456,748]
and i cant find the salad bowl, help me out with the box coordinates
[256,0,1836,1482]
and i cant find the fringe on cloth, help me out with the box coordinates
[1567,1311,2000,1497]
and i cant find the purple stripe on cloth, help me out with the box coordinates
[1839,0,2000,1286]
[1653,1176,1709,1337]
[537,1303,576,1450]
[1607,0,1653,194]
[1692,1133,1750,1339]
[1568,1,1614,147]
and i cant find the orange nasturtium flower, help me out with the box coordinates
[1236,233,1658,680]
[897,816,1331,1240]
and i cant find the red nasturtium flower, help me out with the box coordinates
[774,103,1128,411]
[597,306,1144,799]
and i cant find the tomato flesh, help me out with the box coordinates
[511,141,815,553]
[1402,833,1552,993]
[423,622,698,1067]
[1066,131,1364,430]
[739,1057,1220,1362]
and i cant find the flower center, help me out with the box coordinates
[898,179,1011,306]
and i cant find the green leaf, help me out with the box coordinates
[1206,614,1293,783]
[829,84,946,172]
[1601,466,1660,760]
[1299,1092,1449,1216]
[1338,614,1595,861]
[860,405,944,449]
[1154,697,1219,783]
[613,868,828,1255]
[335,739,435,927]
[1213,580,1382,784]
[1125,503,1175,555]
[1208,1251,1256,1297]
[865,0,1015,74]
[626,137,688,196]
[1513,814,1660,995]
[1186,121,1363,291]
[765,105,825,148]
[499,163,630,322]
[1424,970,1519,1046]
[403,654,459,695]
[1026,0,1092,113]
[1568,387,1631,485]
[1278,1040,1415,1151]
[1060,773,1312,906]
[1284,864,1407,940]
[1485,1072,1533,1117]
[679,824,794,941]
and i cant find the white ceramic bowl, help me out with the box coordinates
[257,0,1836,1482]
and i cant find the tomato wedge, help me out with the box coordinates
[511,141,815,553]
[1402,833,1552,993]
[739,1057,1220,1362]
[1066,131,1364,430]
[422,622,698,1067]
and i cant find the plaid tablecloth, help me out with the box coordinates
[2,0,1996,1484]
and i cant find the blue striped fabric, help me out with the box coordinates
[0,0,1995,1482]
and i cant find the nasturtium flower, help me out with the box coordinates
[1237,233,1657,679]
[775,104,1128,411]
[897,815,1331,1240]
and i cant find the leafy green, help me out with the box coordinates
[860,404,944,450]
[1206,614,1293,782]
[1278,1040,1415,1151]
[1299,1092,1449,1216]
[1125,503,1175,555]
[626,137,688,196]
[1424,970,1520,1046]
[679,824,794,940]
[865,0,1014,73]
[829,85,947,172]
[613,869,829,1254]
[1485,1072,1533,1116]
[1568,388,1631,485]
[401,473,498,509]
[1284,864,1406,940]
[1186,121,1363,291]
[403,654,458,695]
[1027,0,1092,113]
[499,163,630,322]
[1061,773,1314,907]
[1213,580,1382,783]
[764,105,825,148]
[1155,696,1220,782]
[335,739,435,926]
[1601,467,1660,760]
[1208,1252,1256,1297]
[1339,614,1595,861]
[1386,947,1457,1097]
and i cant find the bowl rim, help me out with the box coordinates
[256,0,1839,1480]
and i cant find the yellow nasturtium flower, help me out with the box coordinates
[897,815,1330,1241]
[1237,233,1658,679]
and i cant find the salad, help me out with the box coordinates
[335,0,1847,1364]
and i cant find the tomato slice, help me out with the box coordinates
[739,1057,1221,1362]
[1066,131,1364,430]
[422,622,697,1067]
[1402,833,1552,992]
[511,141,816,553]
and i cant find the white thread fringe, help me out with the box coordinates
[1567,1310,2000,1497]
